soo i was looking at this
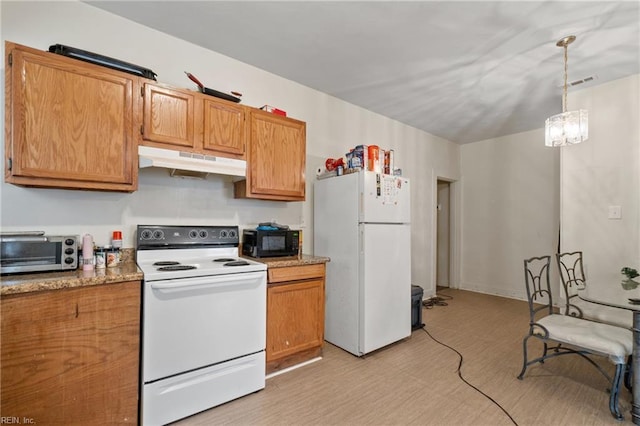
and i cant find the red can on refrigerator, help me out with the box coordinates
[368,145,380,172]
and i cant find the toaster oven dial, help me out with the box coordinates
[64,257,75,265]
[65,247,75,255]
[65,238,76,246]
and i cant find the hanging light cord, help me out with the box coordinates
[562,41,568,113]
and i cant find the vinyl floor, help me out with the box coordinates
[175,288,633,426]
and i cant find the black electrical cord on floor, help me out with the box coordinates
[421,327,519,426]
[422,293,453,309]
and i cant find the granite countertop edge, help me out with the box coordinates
[1,254,330,296]
[1,262,143,296]
[251,254,331,268]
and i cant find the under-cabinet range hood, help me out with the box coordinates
[138,146,246,178]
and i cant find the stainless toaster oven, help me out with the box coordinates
[1,232,79,275]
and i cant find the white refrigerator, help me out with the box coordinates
[314,170,411,356]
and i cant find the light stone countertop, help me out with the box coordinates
[245,254,330,268]
[1,252,329,297]
[1,261,143,296]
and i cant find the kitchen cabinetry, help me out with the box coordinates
[202,97,246,156]
[4,42,138,192]
[1,281,140,424]
[140,82,246,159]
[142,83,196,149]
[266,263,325,374]
[234,109,306,201]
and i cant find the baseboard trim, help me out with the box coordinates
[266,357,322,379]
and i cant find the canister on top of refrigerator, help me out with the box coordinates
[368,145,380,172]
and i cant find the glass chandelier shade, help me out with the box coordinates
[544,35,589,147]
[545,109,588,147]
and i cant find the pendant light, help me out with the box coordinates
[545,35,588,147]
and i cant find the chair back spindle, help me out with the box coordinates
[524,255,553,323]
[556,251,586,318]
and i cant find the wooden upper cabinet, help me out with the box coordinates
[141,83,246,159]
[4,42,138,191]
[142,83,195,148]
[202,98,246,156]
[235,109,306,201]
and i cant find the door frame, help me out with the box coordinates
[432,173,460,291]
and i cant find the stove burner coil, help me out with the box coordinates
[224,260,251,267]
[213,258,237,262]
[157,265,197,271]
[153,261,181,266]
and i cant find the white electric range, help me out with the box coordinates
[136,225,267,425]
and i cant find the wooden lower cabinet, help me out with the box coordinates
[0,281,140,424]
[266,264,325,374]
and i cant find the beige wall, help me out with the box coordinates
[561,74,640,284]
[459,74,639,301]
[0,1,460,294]
[460,129,560,300]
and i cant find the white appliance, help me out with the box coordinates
[136,225,267,426]
[138,145,247,177]
[314,170,411,356]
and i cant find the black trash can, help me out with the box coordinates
[411,285,424,330]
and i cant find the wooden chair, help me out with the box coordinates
[518,255,632,420]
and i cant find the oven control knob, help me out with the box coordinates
[199,230,208,239]
[220,230,228,238]
[228,230,237,238]
[140,229,153,240]
[65,238,75,246]
[65,247,75,255]
[189,230,198,239]
[152,230,165,240]
[64,257,75,265]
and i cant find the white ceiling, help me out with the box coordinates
[86,1,640,144]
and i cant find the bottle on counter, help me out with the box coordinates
[110,231,123,267]
[112,231,123,249]
[82,234,94,271]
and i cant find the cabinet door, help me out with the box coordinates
[242,110,306,201]
[142,83,196,148]
[5,43,137,191]
[266,278,324,362]
[0,281,140,424]
[202,98,246,158]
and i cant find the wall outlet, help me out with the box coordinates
[608,205,622,219]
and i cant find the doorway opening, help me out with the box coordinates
[436,179,451,289]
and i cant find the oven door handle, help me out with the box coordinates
[149,271,265,290]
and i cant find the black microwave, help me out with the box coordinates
[242,229,299,258]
